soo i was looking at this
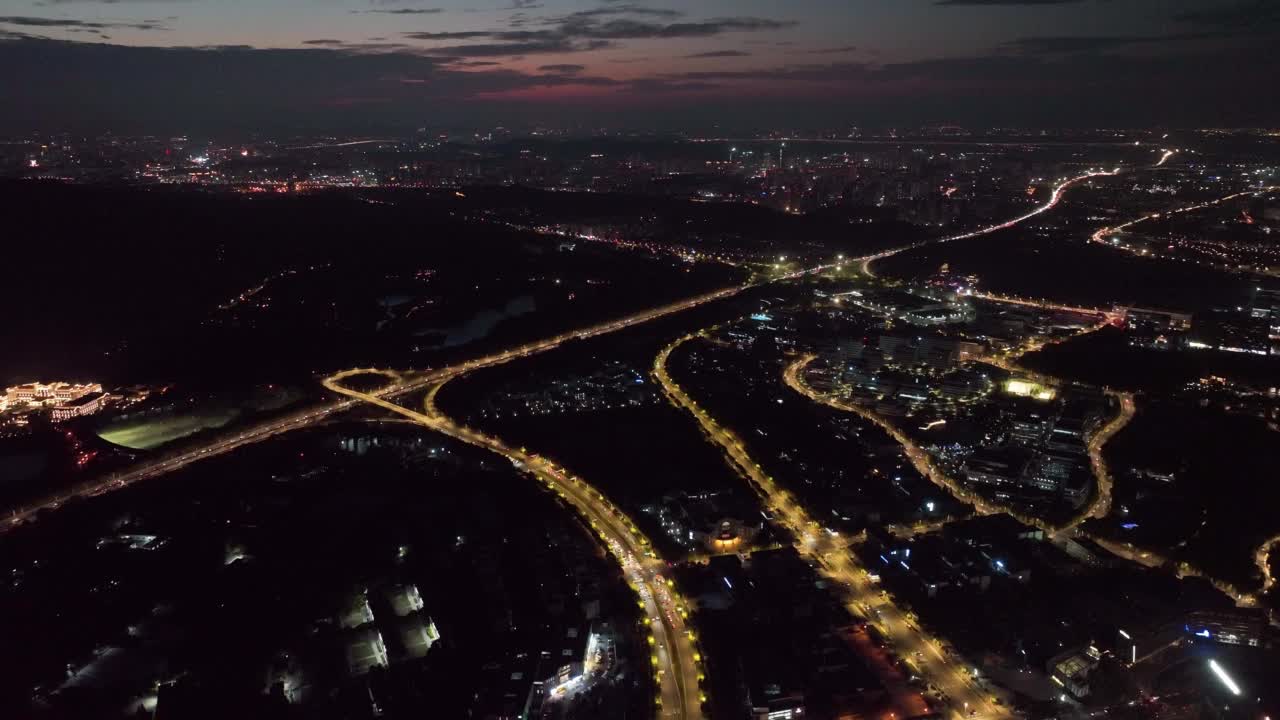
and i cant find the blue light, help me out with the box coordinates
[1121,523,1139,530]
[1195,629,1212,639]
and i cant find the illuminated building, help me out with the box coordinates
[1120,306,1193,332]
[1048,646,1101,699]
[961,447,1033,488]
[4,382,105,418]
[1003,379,1055,401]
[1183,608,1266,647]
[5,381,102,407]
[708,519,746,552]
[51,391,106,422]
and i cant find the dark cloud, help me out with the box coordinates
[935,0,1084,5]
[2,18,1277,134]
[35,0,192,4]
[1000,33,1215,55]
[430,38,614,58]
[684,49,749,58]
[803,45,858,55]
[400,12,793,57]
[548,4,684,21]
[0,38,633,132]
[659,61,868,83]
[537,63,585,73]
[1172,0,1280,30]
[0,15,169,31]
[625,77,721,94]
[353,8,445,15]
[402,31,494,40]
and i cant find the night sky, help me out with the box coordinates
[1,0,1277,132]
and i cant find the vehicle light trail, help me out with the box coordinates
[860,169,1118,278]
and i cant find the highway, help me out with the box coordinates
[2,400,361,530]
[323,369,705,719]
[968,291,1117,319]
[1089,184,1280,274]
[2,285,748,534]
[1091,185,1280,246]
[859,169,1119,278]
[656,335,1010,720]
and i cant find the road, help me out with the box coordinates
[1078,392,1134,524]
[1254,534,1280,597]
[964,308,1133,531]
[3,285,749,534]
[656,335,1010,720]
[968,291,1117,320]
[1090,185,1280,247]
[782,354,1037,526]
[1089,184,1280,276]
[785,347,1132,537]
[859,169,1119,277]
[323,369,705,719]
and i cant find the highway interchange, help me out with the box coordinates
[322,368,705,719]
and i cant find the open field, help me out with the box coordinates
[97,410,240,450]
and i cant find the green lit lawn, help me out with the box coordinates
[97,410,240,450]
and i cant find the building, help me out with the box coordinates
[961,446,1033,488]
[5,381,102,409]
[51,391,107,422]
[1048,646,1101,699]
[1182,608,1267,647]
[1121,306,1193,332]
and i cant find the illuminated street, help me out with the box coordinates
[860,169,1120,278]
[656,335,1011,720]
[1090,184,1280,277]
[323,368,706,719]
[781,353,1030,527]
[2,285,747,534]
